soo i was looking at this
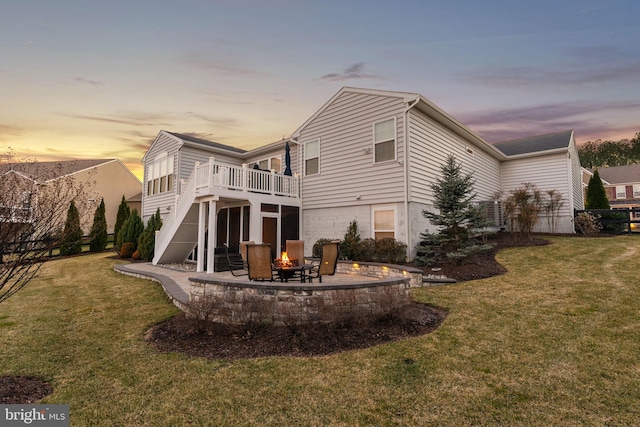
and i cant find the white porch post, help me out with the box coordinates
[249,200,262,243]
[208,157,215,188]
[206,199,217,274]
[196,201,207,272]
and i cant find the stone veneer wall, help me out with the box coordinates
[335,260,424,288]
[190,278,411,326]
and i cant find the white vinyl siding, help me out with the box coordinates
[616,186,626,199]
[297,91,406,209]
[407,110,501,205]
[501,153,574,233]
[373,118,396,163]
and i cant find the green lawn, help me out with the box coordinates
[1,236,639,426]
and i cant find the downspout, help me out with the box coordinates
[403,96,420,261]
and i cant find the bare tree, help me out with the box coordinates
[0,156,90,303]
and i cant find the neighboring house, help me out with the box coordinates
[144,87,584,271]
[0,159,141,234]
[589,164,640,210]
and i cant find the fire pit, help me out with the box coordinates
[273,251,298,268]
[273,251,303,282]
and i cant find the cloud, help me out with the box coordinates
[185,112,241,129]
[467,45,640,88]
[61,113,173,127]
[71,77,104,86]
[0,124,23,142]
[318,63,380,82]
[456,100,640,143]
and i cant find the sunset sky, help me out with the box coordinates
[2,1,639,180]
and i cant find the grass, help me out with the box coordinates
[1,236,640,425]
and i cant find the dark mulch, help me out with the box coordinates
[1,232,551,402]
[425,232,550,282]
[0,376,53,404]
[146,302,448,360]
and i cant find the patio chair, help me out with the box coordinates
[306,240,340,283]
[246,243,276,281]
[224,243,250,277]
[285,240,305,265]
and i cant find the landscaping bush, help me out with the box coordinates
[59,200,83,256]
[113,196,130,252]
[120,242,136,258]
[372,238,407,263]
[137,209,163,261]
[340,220,361,260]
[357,238,376,262]
[89,199,108,252]
[573,212,602,236]
[116,209,144,253]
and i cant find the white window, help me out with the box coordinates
[305,140,319,176]
[633,185,640,198]
[147,153,174,195]
[252,156,282,172]
[373,118,396,163]
[372,205,396,239]
[616,186,626,199]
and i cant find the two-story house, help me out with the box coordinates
[144,87,584,272]
[0,159,141,234]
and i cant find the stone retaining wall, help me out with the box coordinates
[190,278,411,326]
[335,261,424,287]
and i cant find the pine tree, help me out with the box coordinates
[114,196,130,251]
[89,199,108,252]
[137,209,163,261]
[416,155,494,265]
[117,209,144,255]
[60,200,83,256]
[585,169,610,209]
[340,220,361,260]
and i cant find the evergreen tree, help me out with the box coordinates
[89,199,108,252]
[114,196,130,251]
[137,209,163,261]
[117,209,144,254]
[340,220,361,260]
[585,169,610,209]
[415,155,494,265]
[60,200,83,256]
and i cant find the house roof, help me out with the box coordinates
[0,159,116,182]
[167,132,247,154]
[493,130,574,157]
[591,164,640,185]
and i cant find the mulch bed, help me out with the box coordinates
[1,232,551,403]
[0,376,53,404]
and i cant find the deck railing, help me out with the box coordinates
[195,157,299,198]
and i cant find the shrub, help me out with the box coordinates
[60,201,83,256]
[137,209,163,261]
[120,242,136,258]
[89,199,108,252]
[503,183,542,238]
[373,238,407,263]
[585,170,610,209]
[116,209,144,253]
[340,220,361,260]
[357,238,376,262]
[113,196,130,252]
[573,212,602,236]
